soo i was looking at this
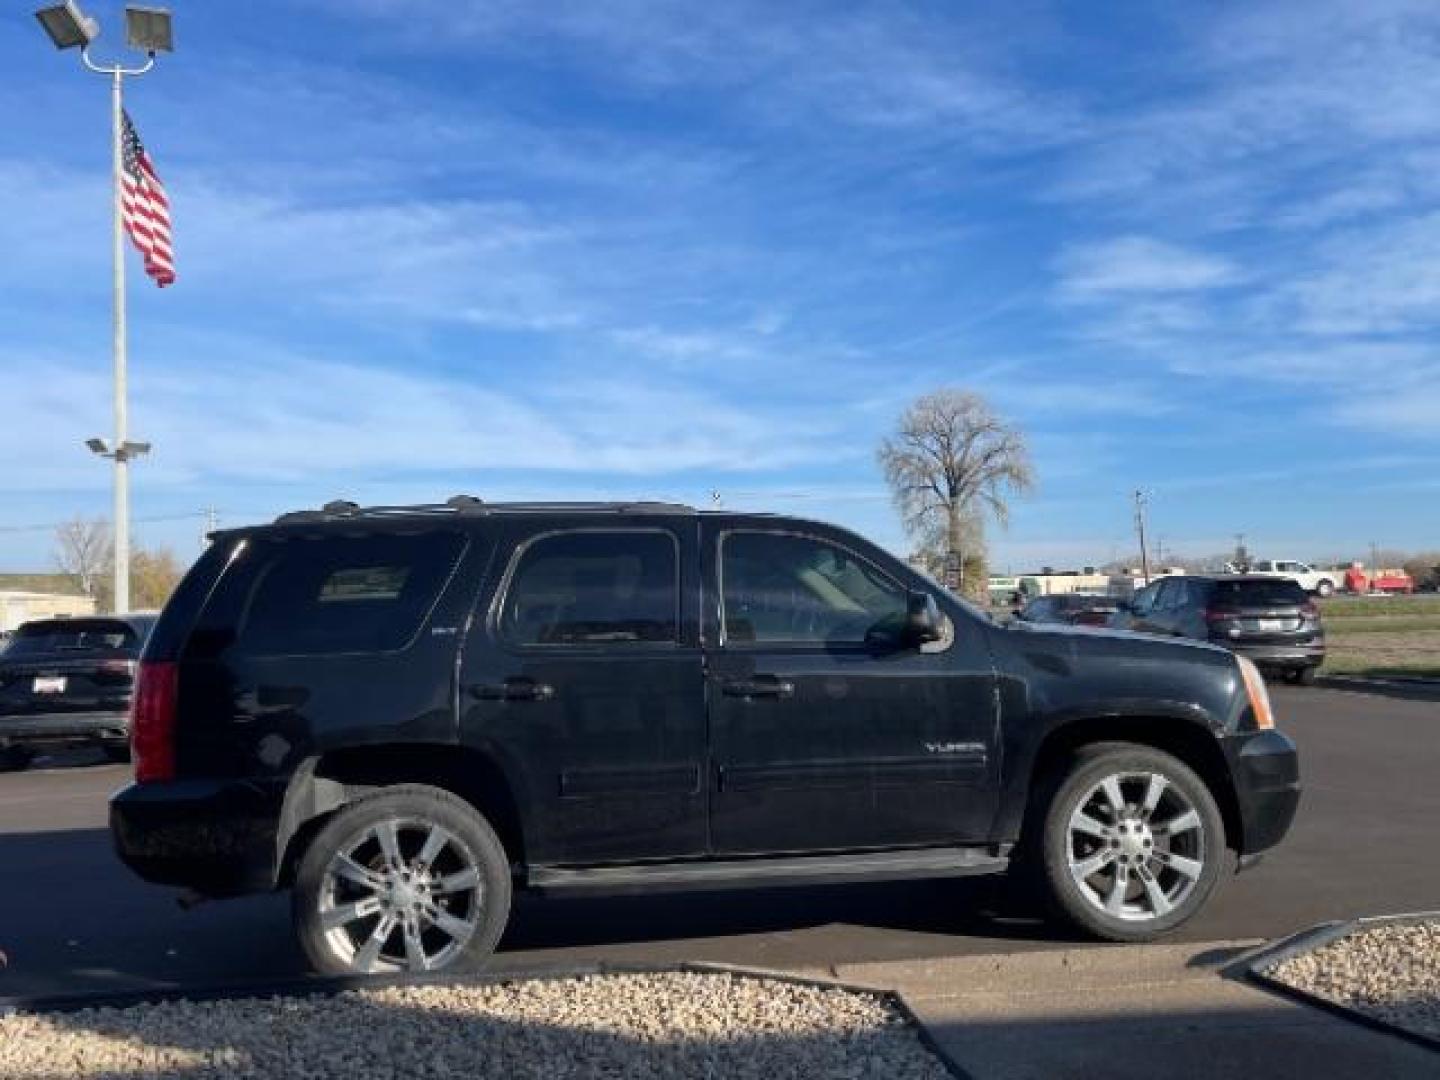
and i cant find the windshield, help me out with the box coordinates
[4,619,143,657]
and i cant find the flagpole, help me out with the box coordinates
[82,47,153,615]
[111,66,130,614]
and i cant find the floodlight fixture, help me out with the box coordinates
[34,2,98,50]
[124,5,173,54]
[85,436,110,455]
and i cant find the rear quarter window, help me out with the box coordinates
[188,531,467,658]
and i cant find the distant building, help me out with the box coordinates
[989,566,1187,601]
[0,591,96,633]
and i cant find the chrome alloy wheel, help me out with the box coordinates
[317,818,484,973]
[1065,771,1206,922]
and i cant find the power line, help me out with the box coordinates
[0,511,210,536]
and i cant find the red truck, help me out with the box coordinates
[1343,565,1416,594]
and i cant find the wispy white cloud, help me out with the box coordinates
[1259,212,1440,336]
[1054,237,1242,299]
[0,338,857,494]
[316,0,1078,143]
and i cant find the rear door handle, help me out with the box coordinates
[470,678,555,702]
[721,676,795,699]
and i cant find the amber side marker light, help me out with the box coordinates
[1237,655,1276,730]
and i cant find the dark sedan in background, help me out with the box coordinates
[1017,593,1123,627]
[1113,576,1324,684]
[0,614,156,771]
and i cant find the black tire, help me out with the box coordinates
[102,743,132,763]
[0,747,34,773]
[1315,579,1335,598]
[1037,743,1225,943]
[292,784,512,976]
[1291,666,1319,687]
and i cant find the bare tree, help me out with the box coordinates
[878,389,1034,597]
[54,517,112,598]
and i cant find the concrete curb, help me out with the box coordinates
[0,959,972,1079]
[1243,911,1440,1055]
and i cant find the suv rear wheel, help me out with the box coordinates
[0,747,34,773]
[292,785,512,976]
[1039,744,1224,942]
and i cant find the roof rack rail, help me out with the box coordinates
[272,496,696,525]
[273,494,489,525]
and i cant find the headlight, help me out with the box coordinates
[1236,655,1276,731]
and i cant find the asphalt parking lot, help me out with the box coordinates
[0,683,1436,1002]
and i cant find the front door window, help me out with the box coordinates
[721,531,906,646]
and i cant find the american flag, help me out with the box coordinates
[120,110,174,287]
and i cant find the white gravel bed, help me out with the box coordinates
[0,971,951,1079]
[1263,920,1440,1042]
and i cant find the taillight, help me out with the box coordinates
[96,659,137,682]
[1204,609,1233,623]
[130,661,178,783]
[1236,655,1276,731]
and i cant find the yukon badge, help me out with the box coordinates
[925,741,985,755]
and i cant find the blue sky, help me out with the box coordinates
[2,0,1438,573]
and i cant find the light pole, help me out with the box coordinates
[36,3,174,613]
[1132,489,1151,583]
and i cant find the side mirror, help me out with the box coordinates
[904,591,944,646]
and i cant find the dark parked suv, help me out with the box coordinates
[1,613,156,771]
[111,499,1300,975]
[1117,576,1325,684]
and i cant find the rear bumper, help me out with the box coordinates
[1226,642,1325,670]
[0,711,129,748]
[110,777,288,896]
[1222,728,1301,856]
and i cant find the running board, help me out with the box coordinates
[526,846,1009,897]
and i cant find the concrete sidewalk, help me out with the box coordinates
[812,940,1438,1079]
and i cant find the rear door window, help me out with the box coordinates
[198,531,466,658]
[499,530,679,646]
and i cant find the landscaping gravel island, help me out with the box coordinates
[1263,919,1440,1044]
[0,971,951,1079]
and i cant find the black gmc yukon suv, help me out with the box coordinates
[111,499,1300,975]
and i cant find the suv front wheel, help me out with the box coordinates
[292,785,512,976]
[1039,744,1225,942]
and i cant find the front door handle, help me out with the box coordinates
[721,676,795,699]
[470,678,555,702]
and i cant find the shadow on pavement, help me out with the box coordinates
[1316,677,1440,704]
[0,823,1071,1003]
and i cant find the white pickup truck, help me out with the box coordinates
[1245,559,1339,597]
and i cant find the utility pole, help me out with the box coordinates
[1132,490,1151,583]
[201,506,219,548]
